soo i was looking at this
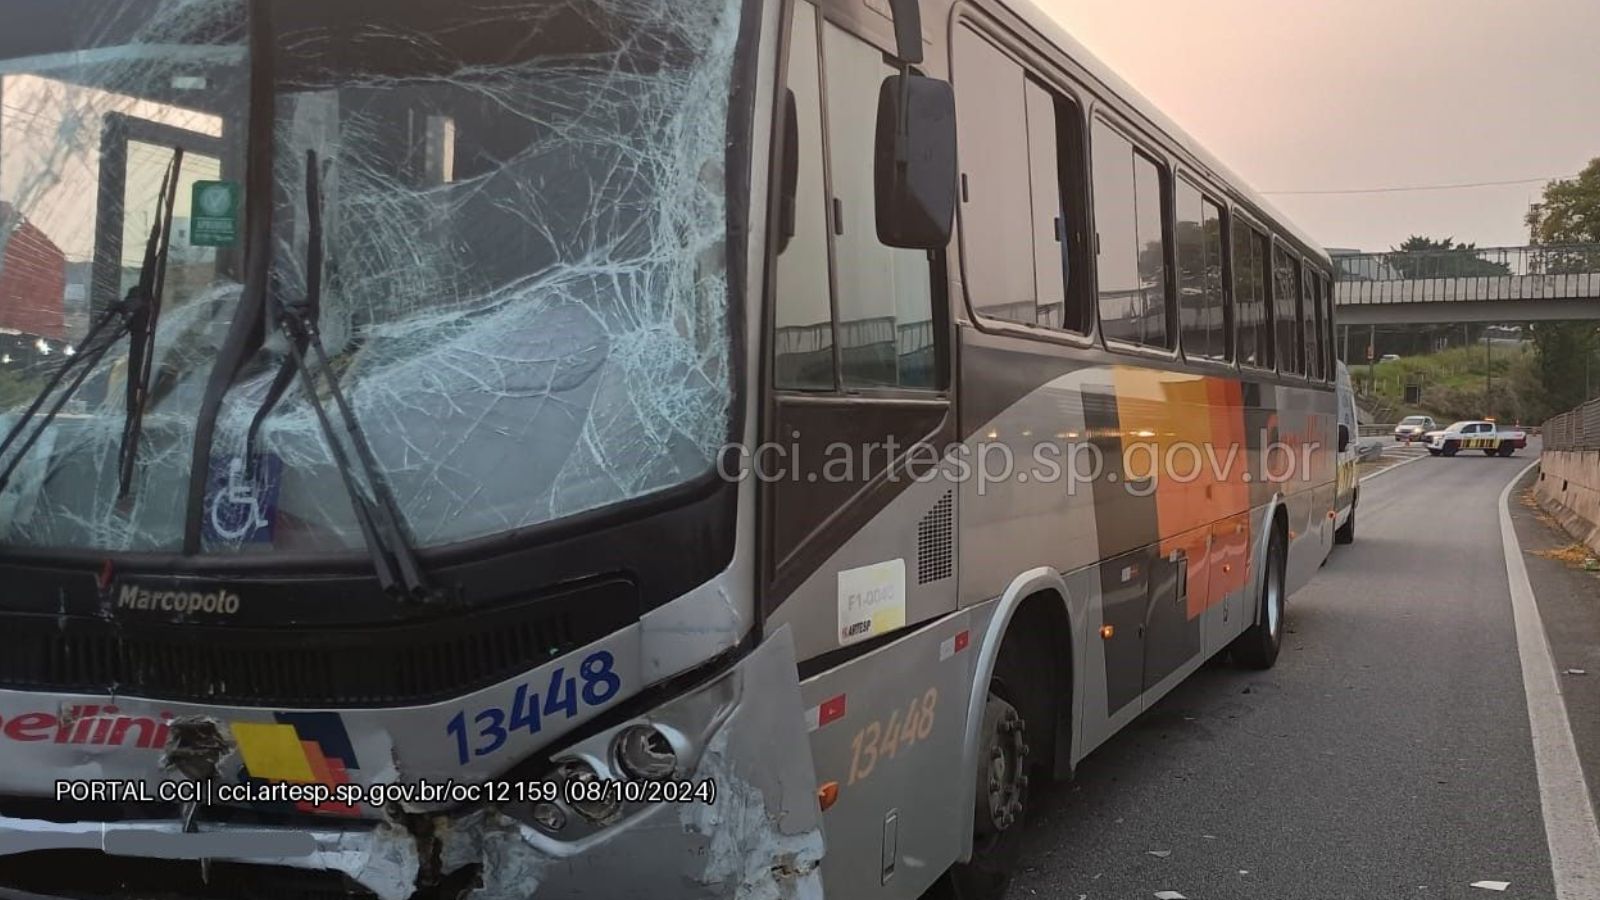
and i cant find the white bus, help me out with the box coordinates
[0,1,1341,897]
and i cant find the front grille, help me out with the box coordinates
[0,578,635,707]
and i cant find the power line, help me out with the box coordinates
[1262,175,1576,196]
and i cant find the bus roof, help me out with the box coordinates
[997,0,1331,270]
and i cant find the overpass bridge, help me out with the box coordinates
[1333,244,1600,324]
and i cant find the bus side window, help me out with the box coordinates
[1233,221,1273,369]
[1303,267,1323,381]
[1272,244,1302,375]
[1091,121,1170,349]
[1322,273,1336,379]
[771,2,834,391]
[952,25,1035,325]
[1176,181,1228,361]
[822,20,938,390]
[952,25,1090,335]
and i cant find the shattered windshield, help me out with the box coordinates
[0,0,249,552]
[0,0,744,554]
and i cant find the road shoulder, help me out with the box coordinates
[1509,467,1600,829]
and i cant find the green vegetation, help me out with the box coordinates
[1353,342,1550,425]
[1525,158,1600,415]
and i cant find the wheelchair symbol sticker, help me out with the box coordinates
[204,453,282,545]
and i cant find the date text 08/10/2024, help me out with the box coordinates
[55,776,719,809]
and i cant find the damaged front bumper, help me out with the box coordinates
[0,632,823,900]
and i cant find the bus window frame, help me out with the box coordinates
[949,7,1098,351]
[1231,208,1274,374]
[1321,271,1336,382]
[1268,237,1305,381]
[1172,169,1236,372]
[1088,109,1178,362]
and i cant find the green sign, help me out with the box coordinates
[190,180,239,247]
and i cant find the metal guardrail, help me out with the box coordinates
[1332,243,1600,305]
[1544,399,1600,451]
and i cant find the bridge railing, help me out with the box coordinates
[1543,398,1600,451]
[1332,243,1600,305]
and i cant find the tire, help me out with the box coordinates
[1232,523,1286,670]
[1496,445,1516,458]
[1482,449,1496,457]
[1334,504,1355,545]
[935,631,1049,900]
[1442,441,1459,457]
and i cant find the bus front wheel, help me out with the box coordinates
[935,632,1048,900]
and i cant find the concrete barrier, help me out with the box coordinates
[1534,449,1600,555]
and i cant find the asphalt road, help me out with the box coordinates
[1011,442,1562,900]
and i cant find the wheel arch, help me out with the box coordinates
[956,567,1076,863]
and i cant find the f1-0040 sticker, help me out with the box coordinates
[837,559,906,646]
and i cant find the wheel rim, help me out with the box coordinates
[974,692,1028,841]
[1265,544,1284,638]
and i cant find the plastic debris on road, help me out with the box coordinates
[1154,892,1187,899]
[1147,850,1172,858]
[1564,668,1588,676]
[1471,881,1511,891]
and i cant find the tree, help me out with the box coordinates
[1525,158,1600,413]
[1387,235,1512,278]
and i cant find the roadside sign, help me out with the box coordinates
[190,180,239,247]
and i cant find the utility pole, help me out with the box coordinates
[1484,331,1492,415]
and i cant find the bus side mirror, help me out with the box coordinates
[874,74,957,249]
[1338,424,1351,453]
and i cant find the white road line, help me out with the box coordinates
[1498,461,1600,899]
[1359,450,1430,481]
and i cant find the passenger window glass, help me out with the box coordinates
[1024,79,1066,329]
[1304,269,1323,381]
[954,26,1034,324]
[1092,121,1169,348]
[1322,274,1336,379]
[772,2,833,390]
[1133,153,1168,348]
[823,21,936,389]
[1272,244,1301,374]
[1233,222,1270,368]
[1176,182,1228,360]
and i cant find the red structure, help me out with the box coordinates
[0,202,67,341]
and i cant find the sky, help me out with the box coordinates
[1035,0,1600,253]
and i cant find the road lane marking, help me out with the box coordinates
[1499,461,1600,899]
[1359,451,1429,481]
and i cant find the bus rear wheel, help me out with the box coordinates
[1232,524,1286,670]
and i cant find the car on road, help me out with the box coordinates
[1393,415,1436,442]
[1425,420,1527,457]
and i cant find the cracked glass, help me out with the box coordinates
[0,0,745,554]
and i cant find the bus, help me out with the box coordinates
[0,0,1341,898]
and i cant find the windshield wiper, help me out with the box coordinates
[260,149,430,600]
[0,152,183,496]
[117,148,185,498]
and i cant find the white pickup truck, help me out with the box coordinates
[1424,420,1528,457]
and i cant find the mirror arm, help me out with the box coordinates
[887,0,924,65]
